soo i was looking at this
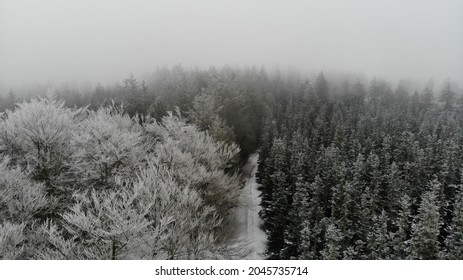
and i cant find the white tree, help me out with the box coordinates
[0,99,243,260]
[134,161,224,259]
[69,106,148,190]
[0,157,52,224]
[144,111,241,218]
[0,97,84,194]
[0,222,26,259]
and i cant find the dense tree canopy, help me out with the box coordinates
[1,66,462,259]
[0,97,241,259]
[256,75,463,259]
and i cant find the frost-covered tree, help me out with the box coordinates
[409,182,441,259]
[439,79,456,111]
[283,175,309,258]
[69,106,148,190]
[188,90,217,131]
[0,96,243,260]
[264,138,288,258]
[144,111,241,218]
[134,161,226,259]
[299,220,315,259]
[320,222,343,260]
[442,184,463,259]
[315,72,328,103]
[58,187,158,260]
[0,222,26,259]
[368,211,392,259]
[391,194,412,259]
[0,97,84,195]
[0,157,52,223]
[209,116,236,145]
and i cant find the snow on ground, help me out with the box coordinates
[232,153,267,259]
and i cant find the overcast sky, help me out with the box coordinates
[1,0,462,89]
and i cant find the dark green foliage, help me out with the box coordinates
[256,74,463,259]
[409,180,441,259]
[442,183,463,259]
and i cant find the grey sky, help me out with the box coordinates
[1,0,462,89]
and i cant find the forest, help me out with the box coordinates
[0,65,462,259]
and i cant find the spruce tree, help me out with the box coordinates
[443,185,463,259]
[391,194,412,259]
[265,138,289,258]
[320,222,343,260]
[409,182,441,259]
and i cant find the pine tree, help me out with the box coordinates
[188,90,218,131]
[409,182,441,259]
[307,175,326,258]
[391,194,412,259]
[368,211,391,259]
[283,175,309,258]
[299,220,315,259]
[421,84,435,110]
[385,162,404,219]
[320,222,343,260]
[315,72,328,103]
[266,138,289,259]
[442,185,463,259]
[439,79,456,111]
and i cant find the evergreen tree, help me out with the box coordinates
[298,220,315,259]
[265,138,289,258]
[391,194,412,259]
[368,211,392,259]
[315,72,328,103]
[320,222,343,260]
[283,175,309,258]
[410,181,441,259]
[442,184,463,259]
[439,79,456,111]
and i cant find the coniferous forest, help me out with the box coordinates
[1,66,462,259]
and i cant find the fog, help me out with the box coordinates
[1,0,462,90]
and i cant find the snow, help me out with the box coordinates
[232,153,267,259]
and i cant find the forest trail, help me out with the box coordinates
[233,153,267,259]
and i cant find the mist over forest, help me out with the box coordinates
[1,0,462,89]
[1,0,462,260]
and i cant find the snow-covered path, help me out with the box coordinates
[233,153,267,259]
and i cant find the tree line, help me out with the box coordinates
[1,66,462,259]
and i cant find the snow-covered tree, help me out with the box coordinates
[69,106,148,190]
[368,211,392,259]
[320,222,343,260]
[144,111,241,218]
[409,182,441,259]
[0,97,84,195]
[299,220,315,259]
[442,184,463,259]
[134,161,225,259]
[0,157,52,223]
[391,194,412,259]
[0,222,26,259]
[188,90,217,131]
